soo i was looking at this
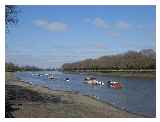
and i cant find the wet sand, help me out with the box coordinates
[5,72,143,118]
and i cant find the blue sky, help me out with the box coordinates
[6,5,156,68]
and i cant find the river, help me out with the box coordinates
[16,71,156,117]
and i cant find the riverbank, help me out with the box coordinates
[6,72,144,118]
[63,70,156,79]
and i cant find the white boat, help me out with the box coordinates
[65,78,70,82]
[48,74,55,79]
[83,77,105,86]
[97,81,105,86]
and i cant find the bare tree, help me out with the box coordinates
[62,49,156,70]
[5,5,19,32]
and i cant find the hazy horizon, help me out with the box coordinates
[6,5,156,68]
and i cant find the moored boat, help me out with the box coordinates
[84,77,105,86]
[83,77,97,85]
[107,81,123,89]
[48,74,55,79]
[65,78,70,82]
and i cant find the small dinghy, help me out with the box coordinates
[48,74,55,79]
[97,81,105,86]
[84,77,91,81]
[83,77,104,86]
[65,78,70,82]
[83,77,97,85]
[32,73,42,76]
[107,81,123,89]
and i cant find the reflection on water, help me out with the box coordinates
[16,71,156,117]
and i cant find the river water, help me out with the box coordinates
[16,71,156,117]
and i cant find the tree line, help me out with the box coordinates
[5,63,43,72]
[62,49,156,71]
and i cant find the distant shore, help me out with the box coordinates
[63,69,156,79]
[5,72,145,118]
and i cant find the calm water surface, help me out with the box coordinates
[16,71,156,117]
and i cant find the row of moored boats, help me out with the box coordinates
[32,73,123,89]
[32,73,55,79]
[84,77,123,89]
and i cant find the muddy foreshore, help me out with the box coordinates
[5,72,144,118]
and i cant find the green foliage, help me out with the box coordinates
[91,64,98,70]
[5,63,42,72]
[5,63,20,72]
